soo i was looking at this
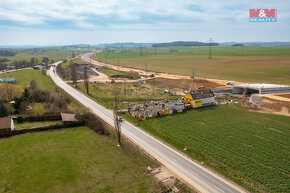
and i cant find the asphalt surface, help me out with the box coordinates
[49,58,247,193]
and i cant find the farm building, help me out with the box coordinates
[0,117,15,135]
[60,113,76,123]
[0,78,17,84]
[184,89,215,108]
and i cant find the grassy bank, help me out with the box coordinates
[123,104,290,192]
[0,127,163,193]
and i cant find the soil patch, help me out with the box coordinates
[152,77,223,89]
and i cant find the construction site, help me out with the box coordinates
[66,53,289,119]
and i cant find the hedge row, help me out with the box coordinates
[0,122,84,138]
[16,114,62,123]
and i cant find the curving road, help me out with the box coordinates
[49,57,248,193]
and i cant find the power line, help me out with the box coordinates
[154,44,157,54]
[123,79,127,100]
[208,38,213,59]
[145,61,147,76]
[191,69,195,91]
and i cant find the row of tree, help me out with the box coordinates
[0,50,16,56]
[0,80,72,116]
[0,57,52,70]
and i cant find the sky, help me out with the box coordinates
[0,0,289,45]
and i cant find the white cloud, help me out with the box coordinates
[0,0,289,44]
[0,0,289,29]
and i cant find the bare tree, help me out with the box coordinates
[208,38,213,59]
[84,63,89,94]
[113,95,122,146]
[0,84,22,102]
[71,61,77,86]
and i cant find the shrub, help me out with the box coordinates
[76,112,108,135]
[17,116,24,123]
[18,100,32,115]
[13,88,31,114]
[30,80,37,90]
[44,92,70,114]
[31,89,49,102]
[0,101,9,117]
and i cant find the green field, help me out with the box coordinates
[123,104,290,193]
[0,127,162,193]
[96,46,290,84]
[4,47,84,64]
[0,69,55,90]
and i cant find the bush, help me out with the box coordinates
[46,92,68,110]
[31,89,49,102]
[0,102,9,117]
[13,88,31,114]
[18,100,32,115]
[17,116,24,123]
[41,69,47,75]
[76,112,108,135]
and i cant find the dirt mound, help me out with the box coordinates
[152,77,223,89]
[128,70,140,76]
[245,95,290,117]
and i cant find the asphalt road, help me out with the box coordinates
[49,59,247,193]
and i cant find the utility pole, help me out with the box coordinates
[117,58,120,66]
[113,95,122,146]
[145,61,147,76]
[123,79,127,100]
[71,61,77,87]
[208,38,213,59]
[139,43,143,56]
[84,63,89,95]
[241,45,244,55]
[154,44,157,54]
[191,69,195,91]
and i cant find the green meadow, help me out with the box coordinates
[123,104,290,193]
[0,127,162,193]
